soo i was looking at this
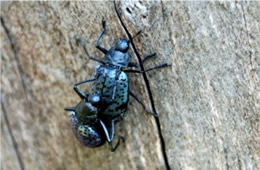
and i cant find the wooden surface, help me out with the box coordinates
[1,1,259,170]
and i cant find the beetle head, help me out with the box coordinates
[115,39,129,52]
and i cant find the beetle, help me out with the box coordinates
[65,20,171,152]
[65,92,124,151]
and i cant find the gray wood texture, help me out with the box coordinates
[1,1,259,170]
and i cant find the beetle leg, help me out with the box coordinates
[74,36,105,64]
[141,62,172,72]
[128,53,165,68]
[73,78,96,100]
[95,20,108,54]
[99,119,124,152]
[142,53,156,64]
[64,107,76,111]
[74,78,96,86]
[128,62,139,68]
[109,116,123,141]
[128,53,156,68]
[124,62,171,73]
[129,90,158,117]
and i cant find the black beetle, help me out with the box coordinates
[65,20,171,152]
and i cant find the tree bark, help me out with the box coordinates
[1,1,259,170]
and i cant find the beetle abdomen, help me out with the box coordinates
[77,125,102,147]
[70,111,103,147]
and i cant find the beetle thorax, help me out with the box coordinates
[104,48,129,67]
[103,39,130,67]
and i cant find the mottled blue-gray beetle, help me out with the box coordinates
[65,20,171,152]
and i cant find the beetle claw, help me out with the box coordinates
[119,135,125,143]
[74,36,86,47]
[102,19,106,29]
[146,109,159,117]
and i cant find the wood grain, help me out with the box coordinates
[1,1,259,170]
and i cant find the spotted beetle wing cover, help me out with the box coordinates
[93,66,129,117]
[70,112,102,147]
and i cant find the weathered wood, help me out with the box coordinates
[1,1,259,170]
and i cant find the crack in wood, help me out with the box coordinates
[241,2,253,69]
[1,16,34,118]
[113,2,170,170]
[1,99,25,170]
